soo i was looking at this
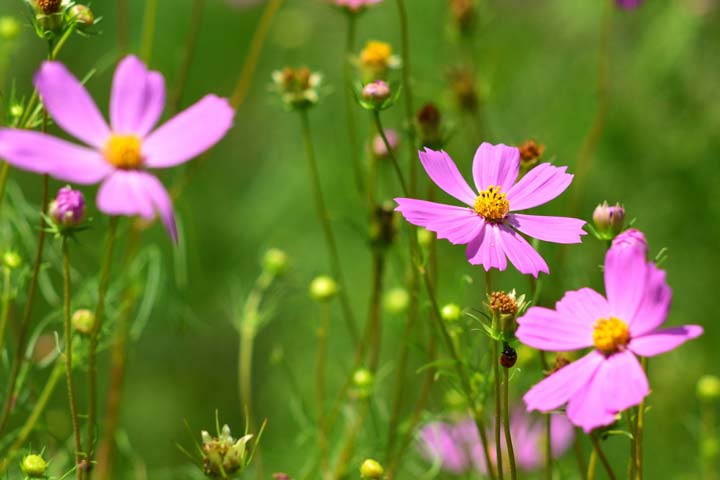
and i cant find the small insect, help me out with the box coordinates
[500,343,517,368]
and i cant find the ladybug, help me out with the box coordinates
[500,343,517,368]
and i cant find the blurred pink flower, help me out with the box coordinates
[0,56,235,242]
[395,143,586,277]
[517,229,703,432]
[372,128,398,158]
[332,0,383,13]
[616,0,645,9]
[419,411,574,474]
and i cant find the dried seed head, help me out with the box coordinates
[518,139,545,171]
[36,0,62,14]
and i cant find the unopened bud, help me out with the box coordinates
[0,16,21,40]
[3,251,21,269]
[262,248,288,275]
[309,276,338,302]
[383,287,409,315]
[592,202,625,240]
[697,375,720,402]
[449,0,475,33]
[49,186,86,228]
[416,103,443,149]
[9,104,24,119]
[68,4,95,29]
[371,129,399,159]
[360,458,384,479]
[353,368,373,389]
[440,303,462,322]
[71,309,95,335]
[21,454,48,478]
[449,68,478,112]
[518,139,545,172]
[417,228,434,248]
[362,80,391,104]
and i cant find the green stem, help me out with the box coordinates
[0,267,12,352]
[63,239,84,479]
[316,303,329,479]
[299,110,359,345]
[87,217,120,465]
[502,367,517,480]
[545,413,553,480]
[139,0,159,64]
[117,0,129,56]
[586,448,597,480]
[373,111,408,196]
[635,357,648,480]
[625,410,636,479]
[343,13,363,194]
[395,0,417,196]
[590,435,616,480]
[170,0,207,112]
[493,339,504,480]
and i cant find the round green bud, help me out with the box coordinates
[262,248,288,276]
[21,454,47,478]
[360,458,384,479]
[71,309,95,335]
[440,303,462,323]
[592,202,625,240]
[383,287,409,315]
[0,16,21,41]
[443,389,466,411]
[9,104,24,119]
[417,228,433,248]
[697,375,720,402]
[68,5,94,29]
[352,368,374,389]
[309,276,337,302]
[3,251,21,269]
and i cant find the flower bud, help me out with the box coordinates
[21,454,48,478]
[449,0,475,33]
[360,458,384,479]
[371,128,399,159]
[3,251,21,269]
[370,203,396,247]
[358,41,399,81]
[49,186,86,227]
[36,0,62,14]
[271,67,323,110]
[417,228,434,248]
[518,139,545,172]
[440,303,462,323]
[201,424,257,477]
[383,287,409,315]
[71,309,95,335]
[449,68,479,112]
[262,248,288,276]
[0,16,21,41]
[697,375,720,402]
[68,4,95,30]
[416,103,443,149]
[309,276,338,302]
[592,202,625,240]
[362,80,391,104]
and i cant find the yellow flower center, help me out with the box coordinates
[104,135,143,169]
[474,185,509,222]
[361,41,393,67]
[592,317,630,354]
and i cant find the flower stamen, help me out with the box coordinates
[474,185,509,222]
[104,135,143,169]
[592,317,630,354]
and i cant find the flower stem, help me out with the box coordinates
[140,0,159,63]
[62,239,84,479]
[395,0,417,196]
[590,434,616,480]
[586,448,597,480]
[317,302,330,478]
[373,111,408,196]
[87,217,120,465]
[493,339,504,480]
[117,0,129,57]
[634,357,648,480]
[343,13,364,194]
[625,410,637,479]
[545,413,553,480]
[170,0,207,112]
[299,110,359,345]
[0,266,12,353]
[502,367,517,480]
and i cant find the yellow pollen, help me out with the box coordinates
[361,41,393,67]
[104,135,143,169]
[593,317,630,354]
[474,185,509,222]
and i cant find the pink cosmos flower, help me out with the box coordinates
[395,143,586,277]
[0,55,235,242]
[419,411,574,474]
[332,0,382,13]
[517,229,703,432]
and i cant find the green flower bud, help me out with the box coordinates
[68,4,94,29]
[262,248,288,276]
[592,202,625,240]
[360,458,384,479]
[0,16,21,40]
[383,287,409,315]
[416,228,433,248]
[3,251,21,269]
[21,454,47,478]
[71,309,95,335]
[697,375,720,402]
[440,303,462,323]
[309,276,337,302]
[9,104,24,120]
[353,368,374,390]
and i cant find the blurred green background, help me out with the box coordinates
[0,0,719,478]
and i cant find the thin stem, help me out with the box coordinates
[87,217,120,465]
[573,432,587,478]
[502,368,517,480]
[635,357,648,480]
[343,13,363,194]
[545,413,553,480]
[373,111,408,196]
[170,0,207,113]
[0,361,63,471]
[493,340,504,480]
[586,448,597,480]
[299,110,359,345]
[590,435,616,480]
[117,0,129,57]
[139,0,159,64]
[367,252,384,371]
[316,303,329,479]
[0,267,12,352]
[239,325,256,423]
[63,239,84,478]
[395,0,417,196]
[625,410,636,479]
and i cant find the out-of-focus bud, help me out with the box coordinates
[309,276,338,302]
[49,186,86,228]
[353,368,373,389]
[0,16,21,40]
[201,424,257,477]
[271,67,323,110]
[273,474,293,480]
[383,287,409,315]
[36,0,62,14]
[262,248,288,276]
[67,4,95,30]
[371,128,399,159]
[440,303,462,323]
[518,139,545,173]
[360,458,384,479]
[9,104,24,120]
[448,68,479,112]
[697,375,720,402]
[332,0,383,14]
[71,309,95,335]
[3,251,21,269]
[358,40,400,82]
[416,103,443,149]
[370,202,396,248]
[21,454,48,478]
[417,228,434,248]
[362,80,391,104]
[443,389,467,411]
[592,202,625,240]
[449,0,475,34]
